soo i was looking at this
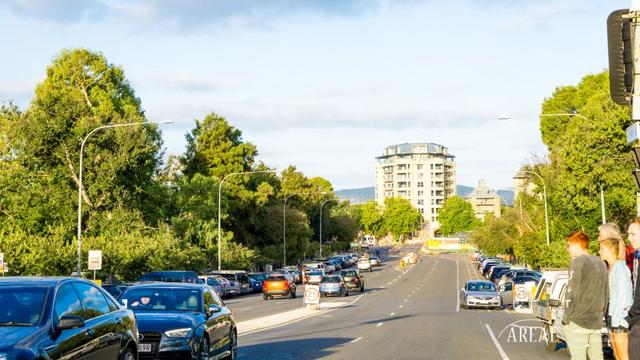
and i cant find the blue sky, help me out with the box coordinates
[0,0,627,190]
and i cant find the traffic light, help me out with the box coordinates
[607,9,633,105]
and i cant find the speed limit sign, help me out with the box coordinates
[304,285,320,305]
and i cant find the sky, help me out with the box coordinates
[0,0,628,190]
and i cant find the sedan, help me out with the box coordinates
[0,277,138,360]
[119,282,236,360]
[369,257,381,267]
[306,271,324,284]
[460,280,502,309]
[199,275,224,297]
[339,269,365,293]
[357,259,372,272]
[319,275,349,297]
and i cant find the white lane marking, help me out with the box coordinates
[376,322,384,327]
[390,312,395,316]
[399,305,403,308]
[485,324,510,360]
[436,256,460,312]
[350,337,363,343]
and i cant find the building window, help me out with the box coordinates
[418,173,424,179]
[417,182,424,188]
[417,164,423,170]
[417,191,424,196]
[417,199,424,205]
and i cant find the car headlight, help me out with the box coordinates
[164,328,193,338]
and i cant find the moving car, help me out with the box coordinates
[339,269,365,293]
[0,277,138,360]
[460,280,502,309]
[357,258,372,272]
[119,282,237,360]
[369,256,381,267]
[319,275,349,297]
[306,270,324,284]
[248,273,266,293]
[262,274,297,299]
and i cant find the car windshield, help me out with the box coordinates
[340,270,357,277]
[205,277,220,286]
[467,283,496,292]
[321,276,342,283]
[267,276,286,281]
[249,274,264,280]
[309,271,322,276]
[121,288,202,312]
[216,274,237,282]
[370,257,378,260]
[0,286,48,326]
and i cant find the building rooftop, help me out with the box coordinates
[375,142,455,159]
[466,179,500,200]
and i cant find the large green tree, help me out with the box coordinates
[381,197,422,241]
[437,196,480,236]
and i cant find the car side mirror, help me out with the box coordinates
[549,299,560,307]
[57,315,85,330]
[207,305,222,317]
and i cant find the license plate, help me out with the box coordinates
[138,343,152,353]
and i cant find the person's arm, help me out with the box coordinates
[563,258,582,325]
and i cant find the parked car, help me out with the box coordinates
[304,262,326,274]
[199,275,224,297]
[319,275,349,297]
[119,282,236,360]
[498,276,540,307]
[138,270,202,284]
[369,256,381,267]
[339,269,365,293]
[248,273,266,293]
[210,270,251,295]
[212,275,240,298]
[0,277,138,360]
[460,280,502,309]
[262,274,297,300]
[488,266,511,283]
[282,266,303,283]
[102,283,129,298]
[306,270,324,284]
[357,258,372,272]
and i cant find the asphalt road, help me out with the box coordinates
[231,245,575,360]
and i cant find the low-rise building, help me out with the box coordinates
[465,179,501,220]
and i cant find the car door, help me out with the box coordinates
[73,282,122,360]
[203,289,225,356]
[47,283,95,360]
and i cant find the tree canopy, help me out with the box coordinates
[437,196,479,236]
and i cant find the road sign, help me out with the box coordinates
[304,285,320,306]
[88,250,102,271]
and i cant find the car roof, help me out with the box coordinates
[466,280,494,285]
[0,276,86,287]
[209,270,247,274]
[126,282,205,290]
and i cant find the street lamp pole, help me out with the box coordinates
[283,191,326,267]
[76,121,173,277]
[217,170,276,271]
[319,199,337,259]
[519,170,550,246]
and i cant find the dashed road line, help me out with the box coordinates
[350,337,363,343]
[376,322,384,327]
[389,312,395,316]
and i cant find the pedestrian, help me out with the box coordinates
[600,237,633,360]
[599,223,626,261]
[626,218,640,360]
[563,230,608,360]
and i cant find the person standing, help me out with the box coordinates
[627,218,640,360]
[600,237,633,360]
[563,230,609,360]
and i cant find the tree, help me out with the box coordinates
[437,196,480,236]
[359,201,384,235]
[381,198,422,241]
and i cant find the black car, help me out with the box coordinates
[338,269,364,292]
[119,282,236,360]
[0,277,138,359]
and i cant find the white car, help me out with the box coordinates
[369,257,381,267]
[357,258,372,272]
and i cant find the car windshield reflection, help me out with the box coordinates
[0,287,48,326]
[121,288,202,312]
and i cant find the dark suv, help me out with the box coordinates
[339,269,365,293]
[0,277,138,359]
[119,282,237,360]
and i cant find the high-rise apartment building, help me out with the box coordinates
[375,143,456,226]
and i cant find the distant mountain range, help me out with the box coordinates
[336,185,514,206]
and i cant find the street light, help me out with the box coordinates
[319,199,338,259]
[217,170,276,270]
[514,170,550,246]
[76,120,174,277]
[283,191,327,267]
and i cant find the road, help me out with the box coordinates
[229,244,574,359]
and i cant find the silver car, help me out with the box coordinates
[460,280,502,309]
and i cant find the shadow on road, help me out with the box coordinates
[238,337,352,360]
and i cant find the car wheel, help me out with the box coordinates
[263,294,269,300]
[222,329,237,360]
[120,346,135,360]
[198,336,210,360]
